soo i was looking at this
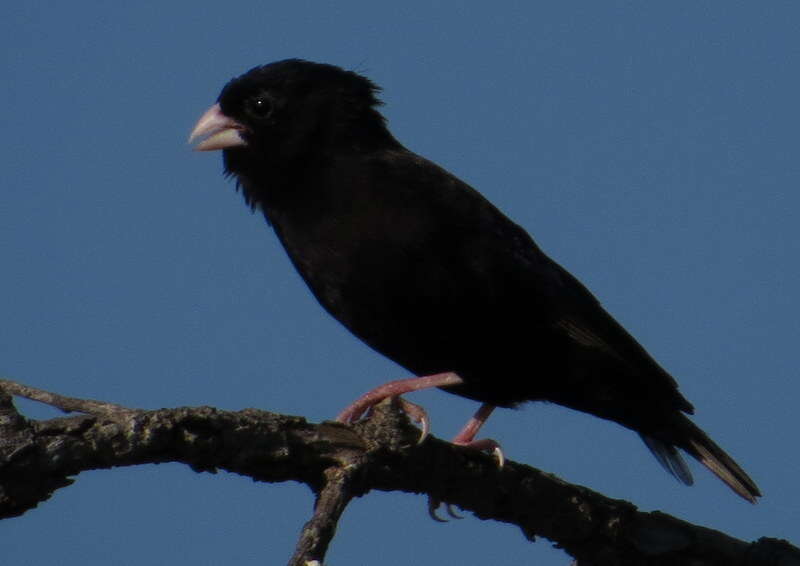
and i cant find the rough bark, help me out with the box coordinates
[0,379,797,566]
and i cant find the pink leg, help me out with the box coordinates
[336,371,463,425]
[452,403,496,444]
[452,403,504,467]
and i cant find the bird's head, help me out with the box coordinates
[189,59,394,176]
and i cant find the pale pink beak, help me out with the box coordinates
[188,104,247,151]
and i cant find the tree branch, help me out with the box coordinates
[0,379,796,566]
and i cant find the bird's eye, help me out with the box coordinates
[247,95,274,119]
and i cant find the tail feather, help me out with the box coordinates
[684,432,761,503]
[640,434,694,486]
[641,415,761,503]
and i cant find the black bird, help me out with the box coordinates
[189,59,760,502]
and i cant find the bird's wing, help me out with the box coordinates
[547,262,694,413]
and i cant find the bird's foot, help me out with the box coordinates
[428,403,504,521]
[451,403,504,467]
[335,372,464,443]
[339,395,431,442]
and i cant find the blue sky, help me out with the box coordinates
[2,3,798,564]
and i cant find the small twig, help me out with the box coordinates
[0,379,135,417]
[288,467,357,566]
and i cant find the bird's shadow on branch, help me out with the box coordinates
[0,379,795,566]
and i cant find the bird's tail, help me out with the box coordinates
[640,414,761,503]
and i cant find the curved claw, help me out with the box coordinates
[493,445,505,469]
[457,437,505,468]
[461,438,506,470]
[427,497,448,522]
[397,397,430,444]
[427,496,464,522]
[445,503,463,519]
